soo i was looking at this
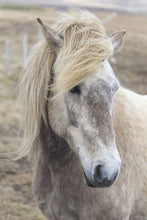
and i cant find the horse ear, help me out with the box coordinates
[37,18,60,47]
[110,30,126,53]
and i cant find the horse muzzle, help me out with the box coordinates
[83,163,120,188]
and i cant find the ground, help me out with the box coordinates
[0,6,147,220]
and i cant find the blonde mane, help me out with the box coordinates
[17,10,112,160]
[53,10,112,93]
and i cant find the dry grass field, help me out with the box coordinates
[0,6,147,220]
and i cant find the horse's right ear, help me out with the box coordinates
[110,30,126,53]
[37,18,61,47]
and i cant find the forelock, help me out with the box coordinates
[51,9,113,94]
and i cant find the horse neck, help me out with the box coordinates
[40,122,77,172]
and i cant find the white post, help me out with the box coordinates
[38,27,43,41]
[101,12,117,25]
[5,39,10,75]
[23,32,28,62]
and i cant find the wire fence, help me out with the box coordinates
[2,13,116,75]
[2,28,43,75]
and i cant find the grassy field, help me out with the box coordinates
[0,6,147,220]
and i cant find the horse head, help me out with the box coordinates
[19,10,125,188]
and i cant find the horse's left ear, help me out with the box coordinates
[110,30,126,53]
[37,18,62,48]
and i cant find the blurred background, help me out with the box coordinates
[0,0,147,219]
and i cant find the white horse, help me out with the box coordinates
[9,10,147,220]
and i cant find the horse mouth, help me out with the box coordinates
[83,171,95,188]
[83,171,115,188]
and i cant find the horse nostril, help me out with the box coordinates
[94,164,103,183]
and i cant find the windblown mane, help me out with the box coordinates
[18,10,112,160]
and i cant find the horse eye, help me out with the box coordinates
[70,86,81,95]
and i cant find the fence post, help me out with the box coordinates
[5,39,10,75]
[38,27,43,41]
[101,12,117,25]
[23,32,28,63]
